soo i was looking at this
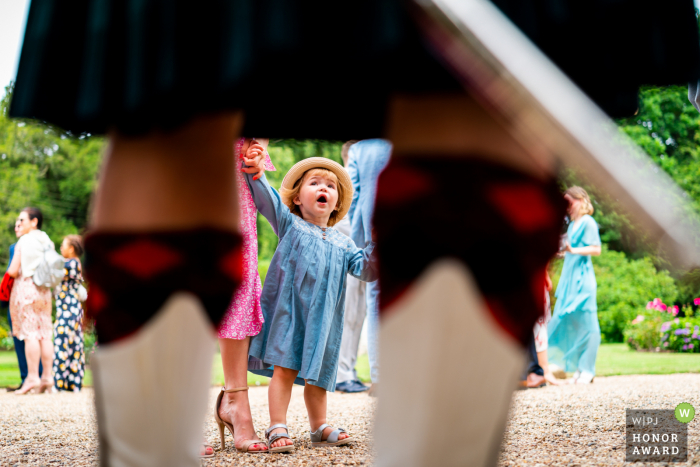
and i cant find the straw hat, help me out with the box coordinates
[281,157,354,221]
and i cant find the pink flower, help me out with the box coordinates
[675,318,680,324]
[671,305,679,316]
[694,297,700,306]
[647,301,653,310]
[631,315,645,325]
[651,298,667,311]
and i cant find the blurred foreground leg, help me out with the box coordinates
[91,293,215,467]
[86,114,243,467]
[375,260,524,466]
[374,94,565,466]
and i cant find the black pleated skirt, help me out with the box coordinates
[9,0,700,139]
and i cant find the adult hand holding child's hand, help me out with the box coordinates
[242,139,268,180]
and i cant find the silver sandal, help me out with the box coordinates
[310,424,352,447]
[265,424,295,453]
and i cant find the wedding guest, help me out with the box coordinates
[3,220,42,390]
[345,139,391,393]
[535,269,561,385]
[548,187,602,384]
[53,235,86,392]
[7,208,55,394]
[335,140,369,394]
[213,138,272,456]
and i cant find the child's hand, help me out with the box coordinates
[242,140,267,181]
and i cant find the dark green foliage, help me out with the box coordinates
[0,84,103,268]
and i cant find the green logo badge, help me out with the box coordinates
[675,403,695,424]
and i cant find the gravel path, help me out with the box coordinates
[0,374,698,466]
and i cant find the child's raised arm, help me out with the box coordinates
[346,241,379,282]
[244,169,293,239]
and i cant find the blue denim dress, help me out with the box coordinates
[246,173,378,391]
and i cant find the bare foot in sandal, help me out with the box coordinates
[218,390,268,452]
[310,424,351,447]
[268,428,293,449]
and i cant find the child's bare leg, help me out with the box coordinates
[268,366,297,448]
[304,383,349,441]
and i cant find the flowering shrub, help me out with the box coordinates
[625,297,700,352]
[660,318,700,353]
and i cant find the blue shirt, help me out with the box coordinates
[246,172,378,391]
[346,139,392,248]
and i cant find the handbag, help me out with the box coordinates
[0,273,15,301]
[77,284,88,302]
[33,245,65,288]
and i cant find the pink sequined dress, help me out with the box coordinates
[218,138,275,340]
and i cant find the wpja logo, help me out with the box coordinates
[625,406,693,462]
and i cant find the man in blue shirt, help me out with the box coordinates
[346,139,392,391]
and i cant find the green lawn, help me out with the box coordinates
[595,343,700,376]
[2,344,698,388]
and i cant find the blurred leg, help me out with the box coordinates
[374,93,562,467]
[8,311,29,384]
[365,280,380,384]
[23,338,40,381]
[88,113,243,467]
[336,278,366,386]
[39,338,53,381]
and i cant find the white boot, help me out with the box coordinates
[92,292,216,467]
[576,371,594,384]
[374,260,525,467]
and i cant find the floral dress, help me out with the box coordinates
[217,138,276,340]
[53,259,85,391]
[9,244,53,341]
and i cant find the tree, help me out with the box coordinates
[0,84,103,267]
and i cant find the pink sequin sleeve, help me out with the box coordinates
[263,151,276,172]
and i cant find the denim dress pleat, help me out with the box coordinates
[246,173,378,391]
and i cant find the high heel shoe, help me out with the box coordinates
[15,377,40,395]
[214,387,268,453]
[38,376,54,393]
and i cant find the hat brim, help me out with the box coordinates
[281,157,354,222]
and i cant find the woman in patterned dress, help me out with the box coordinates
[212,138,274,454]
[8,208,55,395]
[53,235,86,392]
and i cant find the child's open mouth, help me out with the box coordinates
[317,195,327,204]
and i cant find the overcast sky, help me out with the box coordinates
[0,0,29,98]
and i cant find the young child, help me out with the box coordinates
[244,157,377,453]
[53,235,86,392]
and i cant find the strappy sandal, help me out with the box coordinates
[200,440,215,458]
[310,424,352,447]
[265,424,295,453]
[214,387,268,454]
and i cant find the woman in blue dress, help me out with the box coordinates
[548,186,602,384]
